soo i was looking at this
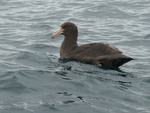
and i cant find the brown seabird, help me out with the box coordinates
[51,22,134,68]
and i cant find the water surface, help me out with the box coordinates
[0,0,150,113]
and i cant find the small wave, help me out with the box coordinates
[143,34,150,39]
[0,73,33,94]
[114,39,150,46]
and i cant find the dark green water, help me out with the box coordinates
[0,0,150,113]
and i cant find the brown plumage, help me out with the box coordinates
[51,22,134,68]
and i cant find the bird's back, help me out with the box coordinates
[69,43,121,57]
[68,43,133,68]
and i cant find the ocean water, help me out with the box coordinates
[0,0,150,113]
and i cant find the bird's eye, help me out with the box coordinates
[63,25,67,28]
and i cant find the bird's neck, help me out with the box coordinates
[60,35,78,58]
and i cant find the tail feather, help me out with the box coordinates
[97,54,134,68]
[71,54,134,68]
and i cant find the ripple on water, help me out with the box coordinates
[0,72,33,94]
